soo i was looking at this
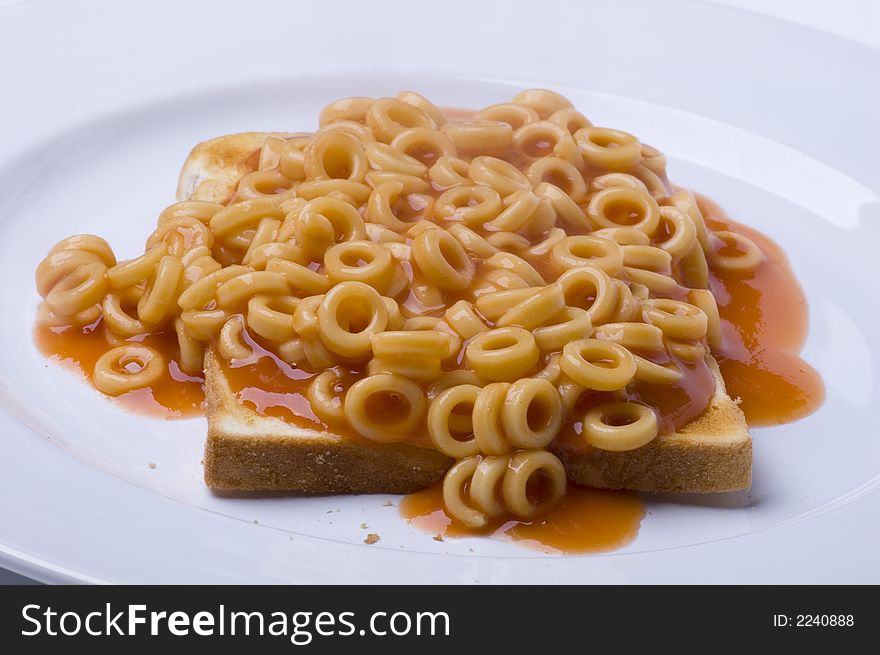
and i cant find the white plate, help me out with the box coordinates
[1,0,879,584]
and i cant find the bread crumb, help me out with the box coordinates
[364,533,380,545]
[382,500,394,507]
[360,522,368,529]
[148,463,156,470]
[433,534,444,542]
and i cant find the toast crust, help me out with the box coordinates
[186,133,752,495]
[176,132,291,204]
[204,349,750,494]
[203,351,453,493]
[554,359,751,493]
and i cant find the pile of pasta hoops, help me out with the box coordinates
[34,89,763,527]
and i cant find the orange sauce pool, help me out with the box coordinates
[698,195,825,425]
[400,483,644,554]
[34,319,205,419]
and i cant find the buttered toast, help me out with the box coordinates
[187,133,751,495]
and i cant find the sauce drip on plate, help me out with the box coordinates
[699,195,825,425]
[35,319,204,419]
[400,483,644,554]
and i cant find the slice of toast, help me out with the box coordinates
[188,134,751,494]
